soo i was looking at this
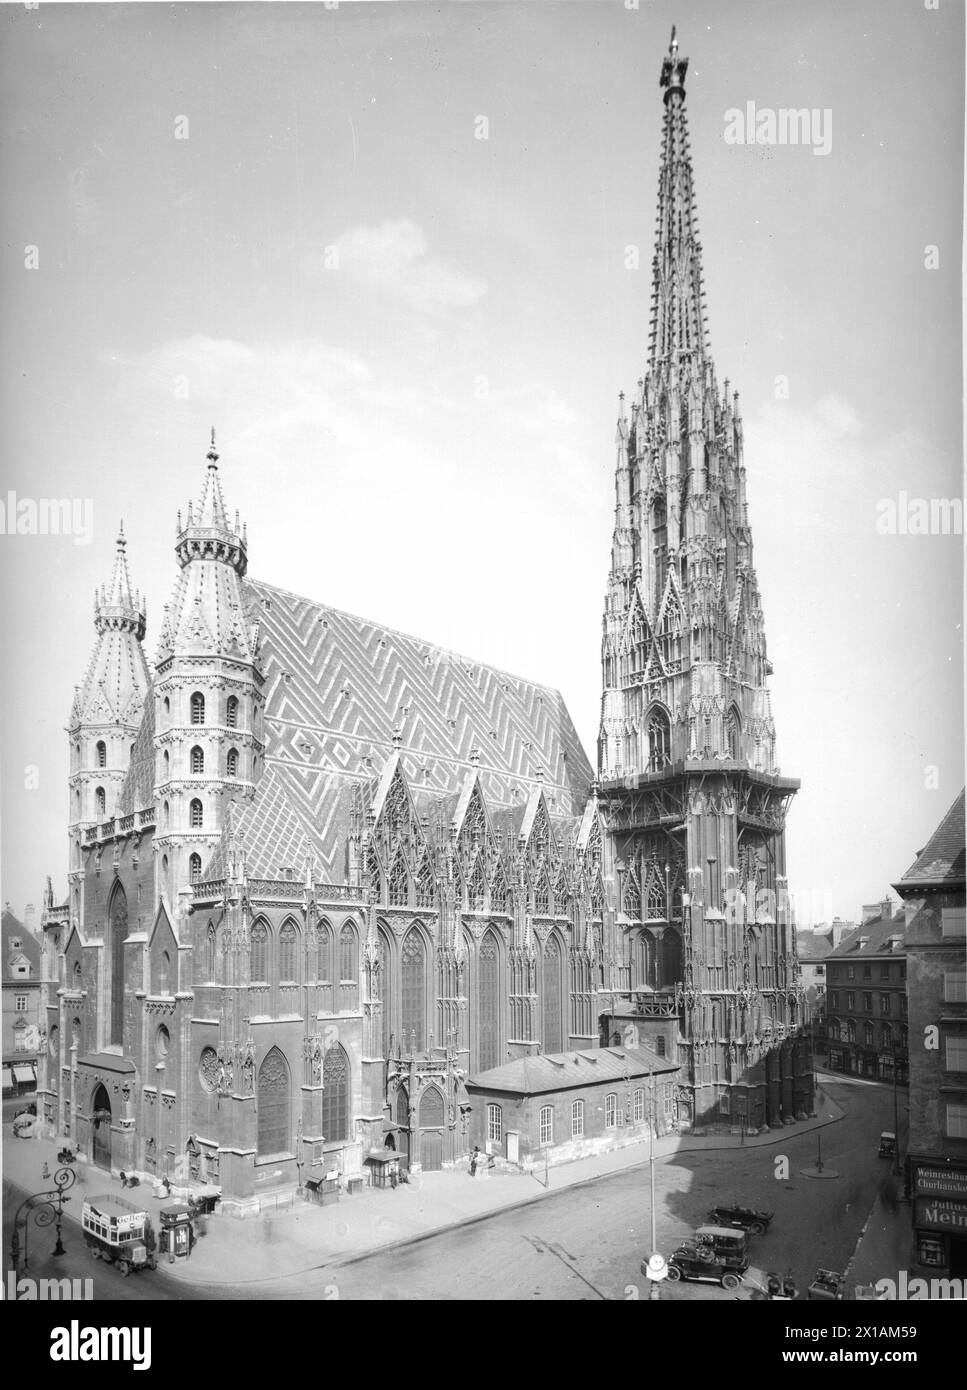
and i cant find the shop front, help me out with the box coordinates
[910,1159,967,1276]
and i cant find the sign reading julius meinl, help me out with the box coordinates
[914,1196,967,1234]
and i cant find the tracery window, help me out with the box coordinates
[206,922,217,979]
[109,883,127,1046]
[468,858,486,913]
[478,930,501,1071]
[190,692,205,725]
[647,709,671,772]
[388,851,409,907]
[321,1045,350,1143]
[726,708,740,761]
[190,745,204,774]
[420,1085,445,1128]
[534,870,550,916]
[250,922,268,982]
[339,923,357,982]
[189,852,202,884]
[415,854,435,908]
[279,920,298,982]
[624,870,641,919]
[401,929,426,1051]
[316,921,333,982]
[257,1047,289,1155]
[542,934,564,1054]
[190,798,204,828]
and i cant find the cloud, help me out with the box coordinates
[307,219,486,315]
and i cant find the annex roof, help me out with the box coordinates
[466,1044,677,1095]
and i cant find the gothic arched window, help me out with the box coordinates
[415,854,435,909]
[226,748,239,778]
[647,708,671,772]
[534,870,550,916]
[226,696,239,729]
[189,852,202,884]
[190,692,205,725]
[468,858,485,913]
[96,740,107,768]
[316,920,333,982]
[321,1045,350,1143]
[478,930,501,1071]
[257,1046,289,1156]
[250,921,268,982]
[339,923,357,982]
[388,851,409,907]
[95,787,106,818]
[279,920,298,982]
[163,750,170,779]
[190,745,204,774]
[109,883,127,1046]
[726,707,741,761]
[378,929,392,1057]
[542,934,564,1054]
[207,922,217,980]
[401,929,426,1051]
[190,798,204,828]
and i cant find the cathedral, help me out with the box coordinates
[38,32,812,1209]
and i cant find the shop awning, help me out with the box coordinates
[13,1064,35,1084]
[1,1067,13,1089]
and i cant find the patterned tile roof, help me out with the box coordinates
[466,1044,677,1095]
[117,689,155,817]
[896,790,966,890]
[239,577,594,878]
[203,765,321,882]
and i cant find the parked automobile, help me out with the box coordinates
[691,1224,750,1266]
[707,1204,773,1236]
[807,1268,846,1301]
[12,1113,37,1139]
[878,1131,897,1159]
[655,1242,749,1290]
[13,1102,37,1119]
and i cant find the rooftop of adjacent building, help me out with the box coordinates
[895,788,966,892]
[2,907,41,983]
[467,1044,677,1096]
[826,913,908,962]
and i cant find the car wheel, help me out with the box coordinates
[117,1261,130,1277]
[666,1264,682,1282]
[750,1221,766,1236]
[89,1247,101,1260]
[722,1273,741,1290]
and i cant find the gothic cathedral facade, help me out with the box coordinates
[38,33,812,1210]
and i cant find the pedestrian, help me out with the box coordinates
[469,1146,479,1177]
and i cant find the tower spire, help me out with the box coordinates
[652,28,708,370]
[95,519,146,639]
[175,430,246,573]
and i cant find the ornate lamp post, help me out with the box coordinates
[10,1165,77,1273]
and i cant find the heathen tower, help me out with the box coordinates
[597,30,811,1129]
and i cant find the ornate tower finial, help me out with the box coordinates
[207,427,218,465]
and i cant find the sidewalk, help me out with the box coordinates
[3,1087,845,1288]
[842,1187,915,1298]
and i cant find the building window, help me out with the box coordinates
[226,696,239,729]
[189,853,202,884]
[944,971,967,1004]
[279,920,298,982]
[847,992,855,1011]
[847,967,855,981]
[863,992,872,1012]
[478,930,501,1072]
[316,921,333,982]
[946,1104,967,1140]
[863,965,871,980]
[401,929,426,1051]
[14,993,27,1012]
[339,923,357,982]
[487,1103,502,1145]
[226,748,239,778]
[718,1091,730,1116]
[190,692,205,725]
[605,1093,617,1128]
[880,994,892,1016]
[257,1046,289,1156]
[880,1024,892,1050]
[633,1089,645,1123]
[647,708,671,772]
[571,1100,585,1138]
[942,907,966,938]
[250,922,268,982]
[190,798,204,828]
[725,708,740,760]
[539,1105,553,1146]
[944,1035,967,1073]
[879,964,890,980]
[207,923,217,980]
[96,740,107,768]
[830,992,839,1010]
[95,787,106,818]
[864,1022,874,1047]
[655,1035,667,1057]
[190,745,204,774]
[321,1045,350,1143]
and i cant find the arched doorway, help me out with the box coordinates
[419,1086,445,1171]
[92,1083,112,1170]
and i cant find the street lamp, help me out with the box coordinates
[10,1165,77,1272]
[644,1069,667,1299]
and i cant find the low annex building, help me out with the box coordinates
[466,1045,678,1169]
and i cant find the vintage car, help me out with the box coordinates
[878,1131,897,1159]
[807,1268,846,1301]
[691,1224,751,1266]
[12,1113,37,1139]
[707,1204,774,1235]
[654,1242,749,1290]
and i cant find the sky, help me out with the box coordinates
[0,0,963,926]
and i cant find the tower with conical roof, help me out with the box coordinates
[67,524,150,926]
[597,31,810,1130]
[153,432,264,920]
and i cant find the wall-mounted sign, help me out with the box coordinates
[914,1196,967,1234]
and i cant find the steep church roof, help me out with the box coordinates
[895,790,966,891]
[235,577,594,879]
[202,764,321,882]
